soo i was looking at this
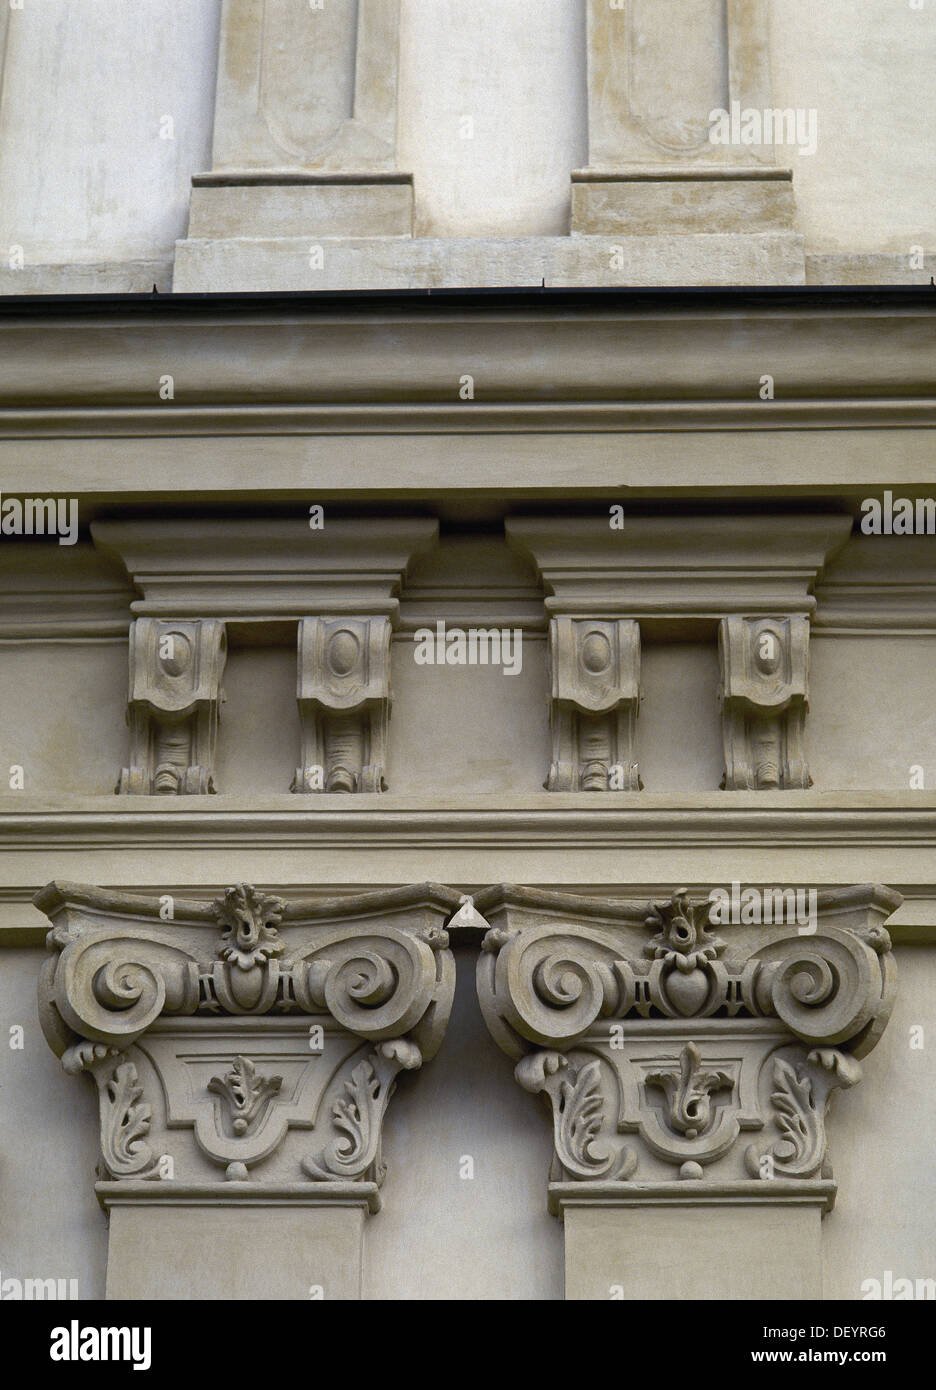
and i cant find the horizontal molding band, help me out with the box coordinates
[1,796,935,946]
[2,399,935,438]
[3,794,936,847]
[95,1180,381,1212]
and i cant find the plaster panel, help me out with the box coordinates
[769,0,936,255]
[0,949,106,1298]
[0,642,127,796]
[364,945,563,1299]
[387,635,551,795]
[212,645,298,796]
[397,0,587,237]
[808,636,936,792]
[638,641,723,792]
[822,947,936,1299]
[0,0,220,266]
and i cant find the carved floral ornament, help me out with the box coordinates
[36,880,458,1198]
[35,877,900,1218]
[474,883,900,1209]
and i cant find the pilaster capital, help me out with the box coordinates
[36,880,459,1198]
[475,882,899,1209]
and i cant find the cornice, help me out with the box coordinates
[813,535,936,634]
[3,797,936,945]
[3,793,936,850]
[506,514,851,617]
[0,300,933,447]
[91,518,438,620]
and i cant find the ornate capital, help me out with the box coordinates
[475,882,899,1211]
[36,880,458,1201]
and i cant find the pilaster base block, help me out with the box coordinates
[187,174,414,240]
[571,169,795,236]
[553,1181,834,1301]
[97,1181,376,1300]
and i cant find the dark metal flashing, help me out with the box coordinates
[0,284,933,320]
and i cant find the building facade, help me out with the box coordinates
[0,1,934,1302]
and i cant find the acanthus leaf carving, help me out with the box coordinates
[644,1042,733,1141]
[301,1038,422,1183]
[745,1047,863,1181]
[516,1049,635,1181]
[208,1055,283,1138]
[96,1056,158,1180]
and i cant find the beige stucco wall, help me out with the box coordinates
[0,0,932,285]
[0,0,221,277]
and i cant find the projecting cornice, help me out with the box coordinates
[3,794,936,944]
[91,518,438,620]
[0,293,933,452]
[506,514,851,618]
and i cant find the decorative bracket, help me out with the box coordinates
[546,616,641,791]
[293,615,391,793]
[119,617,226,795]
[475,881,899,1209]
[36,879,458,1198]
[719,615,812,789]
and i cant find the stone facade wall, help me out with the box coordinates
[0,2,933,1305]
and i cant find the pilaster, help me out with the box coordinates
[177,0,411,287]
[573,0,802,279]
